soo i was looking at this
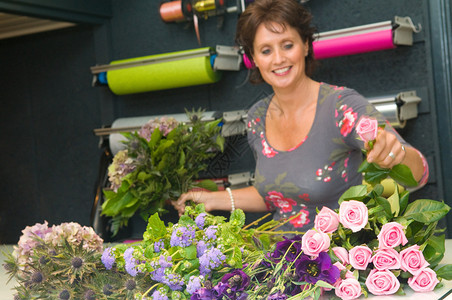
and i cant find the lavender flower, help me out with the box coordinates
[165,272,185,291]
[197,240,208,258]
[186,275,205,294]
[101,247,115,270]
[124,247,141,277]
[204,226,218,240]
[154,240,164,253]
[195,213,208,229]
[170,225,196,247]
[152,289,169,300]
[295,252,340,285]
[199,247,226,276]
[150,255,173,282]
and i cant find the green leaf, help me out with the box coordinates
[423,234,445,266]
[436,264,452,280]
[389,164,418,187]
[230,209,246,228]
[194,179,219,191]
[375,196,392,216]
[399,190,410,214]
[338,185,368,204]
[403,200,451,223]
[144,213,167,241]
[182,245,197,260]
[216,134,225,152]
[386,185,400,216]
[148,127,163,148]
[314,280,335,289]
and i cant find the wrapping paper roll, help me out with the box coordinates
[313,29,395,60]
[107,48,221,95]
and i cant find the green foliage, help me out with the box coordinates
[102,109,225,235]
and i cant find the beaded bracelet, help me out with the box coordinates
[226,187,235,212]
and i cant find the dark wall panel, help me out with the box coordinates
[0,0,447,243]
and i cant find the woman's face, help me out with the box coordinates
[252,22,309,90]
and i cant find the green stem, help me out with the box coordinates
[142,283,160,297]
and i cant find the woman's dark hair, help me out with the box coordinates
[235,0,317,83]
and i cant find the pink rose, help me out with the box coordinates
[365,269,400,295]
[314,206,339,233]
[335,278,363,300]
[377,222,408,249]
[339,200,368,232]
[301,229,330,257]
[400,245,429,275]
[349,245,372,270]
[408,267,439,292]
[333,247,349,265]
[371,248,401,270]
[356,116,378,142]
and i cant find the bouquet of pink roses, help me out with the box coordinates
[309,180,452,299]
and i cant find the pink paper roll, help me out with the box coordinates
[313,29,395,60]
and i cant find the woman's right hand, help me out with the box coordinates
[171,189,212,217]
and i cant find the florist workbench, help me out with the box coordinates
[1,241,452,299]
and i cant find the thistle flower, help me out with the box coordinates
[71,257,83,269]
[125,279,137,291]
[31,271,44,284]
[103,283,113,296]
[58,289,70,300]
[84,289,96,300]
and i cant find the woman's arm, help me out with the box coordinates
[172,186,268,216]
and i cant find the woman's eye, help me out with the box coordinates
[284,43,293,50]
[261,49,270,55]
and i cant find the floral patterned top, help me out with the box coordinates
[247,83,428,232]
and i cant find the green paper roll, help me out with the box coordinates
[107,48,222,95]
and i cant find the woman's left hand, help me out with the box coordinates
[366,129,406,169]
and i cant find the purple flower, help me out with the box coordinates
[152,289,169,300]
[272,235,302,262]
[150,255,173,282]
[124,247,141,277]
[215,269,250,299]
[197,240,208,257]
[204,226,218,240]
[190,287,213,300]
[154,240,164,253]
[170,225,196,247]
[199,247,226,276]
[195,213,208,229]
[186,275,205,294]
[295,252,340,285]
[101,247,115,270]
[165,273,185,291]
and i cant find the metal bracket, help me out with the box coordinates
[397,90,421,121]
[228,172,253,188]
[213,45,242,71]
[221,110,247,137]
[393,16,422,46]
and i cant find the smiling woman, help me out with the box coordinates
[172,0,429,234]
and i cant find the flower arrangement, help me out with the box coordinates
[4,114,452,299]
[102,109,225,236]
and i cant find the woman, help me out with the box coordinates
[173,0,428,232]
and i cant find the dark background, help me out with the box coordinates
[0,0,451,243]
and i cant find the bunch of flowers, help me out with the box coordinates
[102,109,225,236]
[99,204,271,299]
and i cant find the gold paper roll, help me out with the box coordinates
[107,48,222,95]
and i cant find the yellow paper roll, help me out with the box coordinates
[107,48,222,95]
